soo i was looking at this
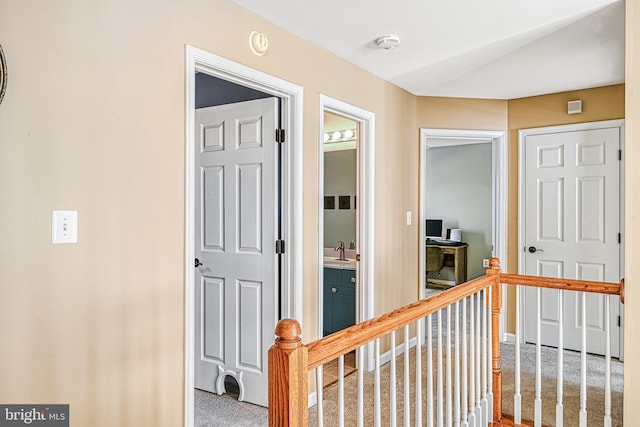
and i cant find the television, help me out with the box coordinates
[426,219,443,239]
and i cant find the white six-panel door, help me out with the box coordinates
[523,124,621,357]
[194,98,278,406]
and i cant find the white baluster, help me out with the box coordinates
[437,310,444,427]
[428,314,434,427]
[375,338,381,427]
[604,295,612,427]
[404,325,411,427]
[358,346,364,427]
[579,292,587,427]
[534,287,542,427]
[338,355,345,427]
[416,319,423,426]
[461,297,469,427]
[514,285,521,425]
[487,289,494,422]
[468,294,476,427]
[390,330,397,427]
[454,301,461,427]
[446,305,452,427]
[556,290,564,427]
[481,290,488,426]
[316,365,324,427]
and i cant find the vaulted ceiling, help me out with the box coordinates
[232,0,625,99]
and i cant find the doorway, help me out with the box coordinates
[419,128,507,336]
[184,46,303,427]
[318,95,375,373]
[518,120,624,358]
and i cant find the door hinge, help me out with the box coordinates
[619,149,622,161]
[356,253,360,261]
[618,233,621,244]
[276,128,285,143]
[618,315,621,327]
[275,239,285,254]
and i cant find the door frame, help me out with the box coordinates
[184,45,304,426]
[318,95,376,370]
[517,119,625,357]
[419,128,508,339]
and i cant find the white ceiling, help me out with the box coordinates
[232,0,625,99]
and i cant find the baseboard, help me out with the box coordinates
[503,332,516,343]
[427,278,455,287]
[308,390,316,408]
[379,335,419,365]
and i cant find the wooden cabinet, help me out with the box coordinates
[323,267,356,336]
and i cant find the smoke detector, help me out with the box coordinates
[375,34,401,50]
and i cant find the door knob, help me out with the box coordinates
[331,287,338,293]
[195,258,203,267]
[528,246,544,253]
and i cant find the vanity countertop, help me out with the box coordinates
[323,257,356,270]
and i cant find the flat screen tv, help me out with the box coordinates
[426,219,443,238]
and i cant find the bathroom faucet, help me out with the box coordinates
[335,240,346,261]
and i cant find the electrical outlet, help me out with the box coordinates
[483,258,490,268]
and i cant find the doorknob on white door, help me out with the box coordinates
[195,258,203,267]
[528,246,544,253]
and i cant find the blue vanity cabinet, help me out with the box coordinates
[323,267,356,336]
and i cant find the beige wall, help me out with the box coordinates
[1,1,636,426]
[505,85,625,331]
[0,0,418,425]
[624,0,639,425]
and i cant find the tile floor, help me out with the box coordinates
[322,351,357,388]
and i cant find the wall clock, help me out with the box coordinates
[0,44,6,105]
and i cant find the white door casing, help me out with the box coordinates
[194,98,278,406]
[520,122,623,357]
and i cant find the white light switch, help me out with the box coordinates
[52,210,78,244]
[406,211,412,225]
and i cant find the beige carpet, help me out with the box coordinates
[310,341,623,427]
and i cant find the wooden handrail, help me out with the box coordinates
[500,273,622,295]
[267,258,624,427]
[307,274,497,369]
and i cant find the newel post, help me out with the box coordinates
[268,319,308,427]
[487,257,503,425]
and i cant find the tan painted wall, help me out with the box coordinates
[0,0,418,425]
[505,85,625,331]
[624,0,639,425]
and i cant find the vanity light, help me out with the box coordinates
[332,130,342,140]
[324,132,330,142]
[343,129,355,139]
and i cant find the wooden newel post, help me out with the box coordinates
[268,319,309,427]
[487,257,503,425]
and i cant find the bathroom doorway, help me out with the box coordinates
[318,95,375,374]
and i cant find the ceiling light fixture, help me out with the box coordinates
[375,34,401,50]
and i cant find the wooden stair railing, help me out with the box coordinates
[268,258,624,427]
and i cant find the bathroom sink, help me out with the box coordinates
[323,257,356,269]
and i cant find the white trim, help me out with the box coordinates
[518,119,625,359]
[502,333,517,344]
[420,128,508,341]
[308,391,317,408]
[184,46,304,427]
[318,95,376,371]
[379,335,419,365]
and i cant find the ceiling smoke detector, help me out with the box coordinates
[375,34,401,50]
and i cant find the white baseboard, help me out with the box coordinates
[308,390,316,408]
[379,335,419,365]
[503,332,516,343]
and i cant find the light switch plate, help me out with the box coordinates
[406,211,412,225]
[52,210,78,244]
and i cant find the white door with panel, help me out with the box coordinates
[194,98,279,406]
[523,124,621,357]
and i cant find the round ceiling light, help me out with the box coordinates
[375,34,401,50]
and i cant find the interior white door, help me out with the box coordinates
[194,97,279,406]
[523,125,621,357]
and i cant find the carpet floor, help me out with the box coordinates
[195,341,623,426]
